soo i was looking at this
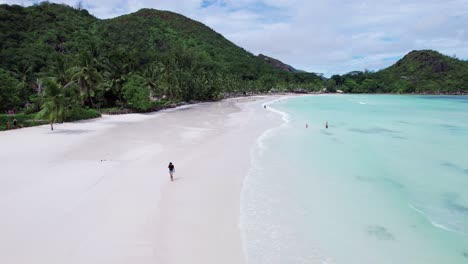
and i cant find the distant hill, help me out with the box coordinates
[257,54,298,73]
[376,50,468,93]
[0,2,324,112]
[328,50,468,93]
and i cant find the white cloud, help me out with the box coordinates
[2,0,468,76]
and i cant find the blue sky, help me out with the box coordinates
[2,0,468,76]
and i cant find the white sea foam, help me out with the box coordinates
[264,97,292,123]
[240,96,292,264]
[408,203,462,234]
[254,97,292,153]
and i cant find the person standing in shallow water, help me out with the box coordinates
[168,162,175,181]
[325,121,328,129]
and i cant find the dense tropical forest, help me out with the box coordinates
[0,3,467,130]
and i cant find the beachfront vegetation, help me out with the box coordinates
[123,74,152,111]
[0,113,48,130]
[35,78,81,130]
[0,69,21,111]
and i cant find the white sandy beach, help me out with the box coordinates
[0,96,284,264]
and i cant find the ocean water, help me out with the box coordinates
[241,95,468,264]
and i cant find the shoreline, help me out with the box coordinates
[3,92,467,132]
[239,96,293,262]
[154,96,286,263]
[0,95,288,264]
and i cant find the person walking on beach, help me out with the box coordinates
[13,118,17,128]
[168,162,175,181]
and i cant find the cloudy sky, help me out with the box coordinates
[2,0,468,76]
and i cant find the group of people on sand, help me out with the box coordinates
[6,119,18,130]
[5,110,18,130]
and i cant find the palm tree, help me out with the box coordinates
[49,56,71,86]
[68,52,102,107]
[143,62,165,98]
[14,63,33,103]
[102,60,129,104]
[36,79,75,131]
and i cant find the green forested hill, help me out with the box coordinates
[327,50,468,93]
[0,2,323,114]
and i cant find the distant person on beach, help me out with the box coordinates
[13,119,17,128]
[264,105,266,109]
[168,162,175,181]
[326,121,328,129]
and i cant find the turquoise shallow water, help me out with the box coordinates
[241,95,468,264]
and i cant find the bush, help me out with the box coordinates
[150,99,172,108]
[0,69,21,111]
[64,107,101,122]
[0,108,100,131]
[0,113,48,130]
[122,74,152,111]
